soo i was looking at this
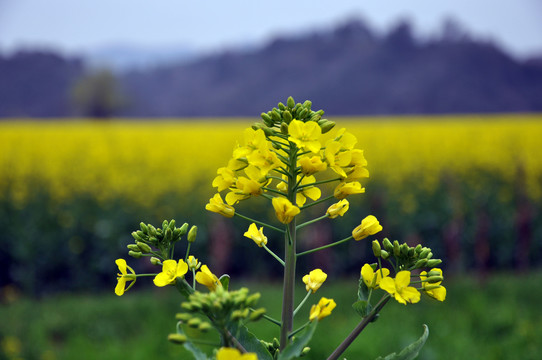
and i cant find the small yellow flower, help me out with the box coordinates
[272,197,301,224]
[380,271,421,305]
[299,155,327,175]
[187,255,200,270]
[295,175,321,207]
[360,264,390,289]
[243,223,268,247]
[216,347,258,360]
[206,193,235,218]
[212,167,236,192]
[326,199,349,218]
[334,181,365,199]
[309,297,336,321]
[115,258,136,296]
[303,269,328,293]
[288,119,322,153]
[420,268,446,301]
[225,165,267,205]
[153,259,189,287]
[232,128,268,159]
[352,215,382,241]
[195,265,222,291]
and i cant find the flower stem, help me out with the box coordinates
[297,236,353,257]
[299,194,335,210]
[327,296,391,360]
[263,244,285,266]
[293,291,311,317]
[296,214,329,231]
[280,219,297,350]
[234,212,285,234]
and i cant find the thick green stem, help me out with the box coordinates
[327,296,390,360]
[280,219,297,350]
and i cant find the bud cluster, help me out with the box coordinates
[373,238,442,271]
[128,220,196,261]
[179,287,266,329]
[255,96,336,136]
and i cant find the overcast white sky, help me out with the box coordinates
[1,0,541,57]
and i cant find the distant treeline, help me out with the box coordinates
[1,18,542,118]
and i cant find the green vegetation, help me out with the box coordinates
[1,273,541,360]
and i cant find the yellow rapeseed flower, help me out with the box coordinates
[243,223,268,247]
[295,175,321,207]
[360,264,389,289]
[213,167,236,192]
[272,197,300,224]
[232,128,268,159]
[288,119,322,153]
[302,269,328,293]
[326,199,349,218]
[195,265,222,291]
[309,297,336,321]
[298,155,327,175]
[115,258,136,296]
[153,259,189,287]
[420,268,446,301]
[380,271,421,305]
[216,347,258,360]
[334,181,365,200]
[352,215,383,240]
[225,165,267,205]
[206,193,235,217]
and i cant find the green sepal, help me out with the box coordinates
[219,274,230,291]
[175,277,195,299]
[277,320,318,360]
[375,324,429,360]
[352,300,372,318]
[357,277,370,302]
[175,322,209,360]
[227,323,273,360]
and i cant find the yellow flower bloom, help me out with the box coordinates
[326,199,349,218]
[225,165,267,205]
[153,259,189,287]
[216,347,258,360]
[243,223,268,247]
[288,119,322,153]
[232,128,268,159]
[360,264,390,289]
[420,268,446,301]
[309,297,336,321]
[299,155,327,175]
[324,141,351,178]
[206,193,235,218]
[195,265,222,291]
[212,167,236,192]
[272,197,300,224]
[295,175,321,207]
[115,258,136,296]
[352,215,383,240]
[302,269,328,293]
[334,181,365,200]
[246,148,281,176]
[380,271,421,305]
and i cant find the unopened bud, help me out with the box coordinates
[372,240,381,257]
[198,322,212,332]
[175,313,192,322]
[400,244,409,257]
[297,108,308,119]
[165,228,173,242]
[187,318,201,328]
[393,240,401,257]
[168,334,187,345]
[179,223,189,236]
[415,244,422,254]
[272,338,280,349]
[301,347,311,356]
[147,224,158,237]
[380,250,390,259]
[414,259,427,268]
[424,284,443,291]
[249,308,266,321]
[127,244,140,251]
[131,231,142,241]
[245,293,261,307]
[278,102,286,110]
[287,96,295,108]
[419,248,431,258]
[282,110,293,123]
[426,276,444,284]
[136,241,152,254]
[319,120,336,134]
[187,225,197,243]
[280,122,289,135]
[426,259,442,267]
[261,112,273,126]
[382,238,393,252]
[128,250,142,258]
[271,109,281,122]
[139,222,148,234]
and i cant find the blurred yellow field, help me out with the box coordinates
[1,115,541,209]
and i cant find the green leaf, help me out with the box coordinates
[375,324,429,360]
[227,323,273,360]
[277,320,318,360]
[357,276,370,301]
[176,324,209,360]
[352,300,372,317]
[219,274,230,291]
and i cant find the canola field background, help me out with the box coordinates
[1,115,542,296]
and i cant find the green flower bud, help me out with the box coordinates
[136,241,152,254]
[380,250,390,259]
[287,96,295,109]
[282,110,293,124]
[414,259,428,268]
[372,240,381,257]
[252,122,264,131]
[301,347,311,356]
[280,122,289,135]
[271,109,281,122]
[319,120,336,134]
[424,284,443,291]
[128,250,142,259]
[127,244,140,251]
[262,126,276,137]
[249,308,266,322]
[297,108,308,120]
[168,219,176,230]
[175,313,192,322]
[393,240,401,257]
[310,112,321,122]
[382,238,393,252]
[419,248,431,258]
[131,231,143,242]
[187,318,201,328]
[278,102,286,111]
[426,252,433,259]
[168,334,187,345]
[162,220,169,230]
[400,244,409,257]
[426,259,442,267]
[139,222,148,234]
[230,310,246,321]
[273,338,280,349]
[179,223,189,236]
[147,224,158,237]
[425,276,444,284]
[245,293,261,307]
[165,228,173,242]
[414,244,423,254]
[303,100,312,110]
[187,225,197,243]
[198,322,212,332]
[150,257,161,265]
[408,247,415,257]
